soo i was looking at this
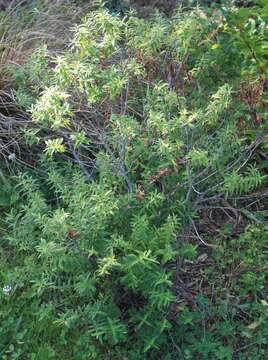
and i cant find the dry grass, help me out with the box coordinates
[0,0,91,89]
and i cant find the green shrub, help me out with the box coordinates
[0,1,268,359]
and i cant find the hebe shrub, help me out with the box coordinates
[1,2,268,359]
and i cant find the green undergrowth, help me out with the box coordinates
[0,1,268,359]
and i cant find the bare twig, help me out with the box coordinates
[191,219,216,248]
